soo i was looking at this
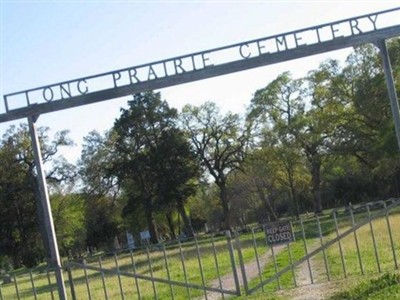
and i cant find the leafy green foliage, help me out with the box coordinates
[79,130,120,197]
[84,194,123,251]
[181,101,253,230]
[51,193,86,256]
[0,124,75,267]
[248,39,400,214]
[2,38,400,271]
[112,91,200,242]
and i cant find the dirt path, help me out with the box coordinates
[281,243,335,300]
[198,241,338,300]
[289,255,326,299]
[199,244,286,300]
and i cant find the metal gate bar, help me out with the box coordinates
[129,250,142,299]
[161,243,175,300]
[98,257,109,299]
[349,208,364,275]
[145,245,158,299]
[46,267,56,300]
[299,217,314,284]
[211,235,225,299]
[251,227,265,292]
[178,241,192,299]
[248,199,400,294]
[66,262,239,296]
[367,206,381,273]
[333,211,347,278]
[383,202,398,270]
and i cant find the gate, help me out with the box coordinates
[64,235,242,300]
[237,198,400,295]
[1,7,399,299]
[1,198,399,299]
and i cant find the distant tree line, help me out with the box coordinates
[1,39,399,269]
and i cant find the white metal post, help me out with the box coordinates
[27,115,67,300]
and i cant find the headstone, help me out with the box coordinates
[3,274,12,284]
[126,231,135,250]
[140,230,150,241]
[114,236,121,250]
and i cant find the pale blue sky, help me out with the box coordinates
[1,1,399,162]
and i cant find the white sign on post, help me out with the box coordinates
[126,231,135,249]
[264,221,295,245]
[140,230,151,241]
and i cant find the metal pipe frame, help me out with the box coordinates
[28,116,68,300]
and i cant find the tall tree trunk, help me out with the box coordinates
[165,211,176,240]
[218,182,231,231]
[288,167,300,217]
[254,180,278,221]
[11,252,21,269]
[145,202,158,244]
[311,155,322,214]
[176,200,194,237]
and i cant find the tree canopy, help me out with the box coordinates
[1,39,400,268]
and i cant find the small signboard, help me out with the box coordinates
[140,230,150,241]
[264,221,295,245]
[126,231,135,250]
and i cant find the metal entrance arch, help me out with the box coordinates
[1,7,400,299]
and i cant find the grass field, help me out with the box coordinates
[237,204,400,299]
[1,203,399,299]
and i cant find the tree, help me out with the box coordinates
[113,91,200,242]
[0,124,74,267]
[80,130,120,198]
[84,194,123,251]
[250,64,349,214]
[152,127,200,237]
[180,102,253,230]
[51,192,86,257]
[337,40,400,198]
[79,130,126,251]
[300,61,347,213]
[0,131,42,268]
[249,72,307,216]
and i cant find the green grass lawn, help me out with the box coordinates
[329,273,400,300]
[234,206,400,298]
[324,211,400,279]
[1,206,399,299]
